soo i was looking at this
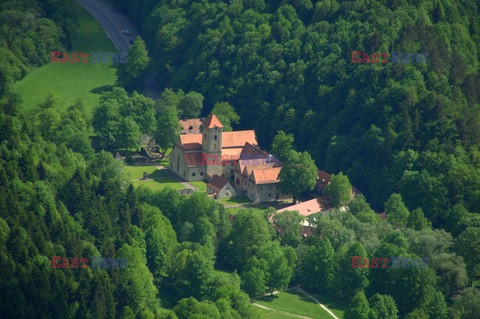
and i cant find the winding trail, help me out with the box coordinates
[252,303,314,319]
[293,287,340,319]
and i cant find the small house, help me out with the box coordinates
[207,175,236,199]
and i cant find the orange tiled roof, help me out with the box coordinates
[180,118,203,134]
[204,114,223,129]
[243,164,274,176]
[178,131,257,151]
[207,175,229,193]
[179,134,202,150]
[252,167,282,185]
[221,147,243,160]
[184,153,204,167]
[222,131,257,148]
[277,197,331,217]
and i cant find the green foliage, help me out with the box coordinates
[369,293,398,319]
[117,36,150,91]
[155,102,180,154]
[210,102,239,132]
[178,91,204,119]
[325,172,353,208]
[344,291,370,319]
[272,210,304,247]
[174,297,221,319]
[455,227,480,280]
[300,237,335,292]
[279,150,318,202]
[220,208,272,271]
[271,131,294,162]
[385,194,410,228]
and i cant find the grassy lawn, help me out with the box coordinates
[307,291,346,319]
[257,291,335,319]
[219,196,252,205]
[259,311,299,319]
[190,181,207,192]
[157,158,170,167]
[13,6,118,113]
[129,168,183,191]
[213,268,233,281]
[123,165,157,180]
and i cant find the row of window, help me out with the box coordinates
[192,172,204,177]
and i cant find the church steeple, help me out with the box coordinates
[202,114,223,153]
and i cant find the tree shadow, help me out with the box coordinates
[90,85,114,94]
[258,294,280,302]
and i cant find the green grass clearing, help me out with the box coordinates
[258,310,299,319]
[257,290,335,319]
[219,196,252,205]
[213,268,233,281]
[190,181,207,192]
[123,165,157,180]
[131,169,183,191]
[307,291,346,318]
[13,6,118,113]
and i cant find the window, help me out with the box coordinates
[269,186,271,189]
[200,172,204,176]
[268,193,271,197]
[214,135,217,141]
[204,134,206,139]
[192,172,196,177]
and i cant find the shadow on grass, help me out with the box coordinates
[303,288,348,314]
[90,84,114,94]
[258,294,280,302]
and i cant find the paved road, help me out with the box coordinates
[78,0,161,99]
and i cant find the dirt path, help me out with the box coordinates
[293,287,339,319]
[251,303,314,319]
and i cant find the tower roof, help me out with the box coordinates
[203,114,224,129]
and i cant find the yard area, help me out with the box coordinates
[125,165,184,191]
[256,290,340,319]
[13,7,118,113]
[190,180,207,192]
[218,196,252,205]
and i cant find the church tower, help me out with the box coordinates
[202,114,223,177]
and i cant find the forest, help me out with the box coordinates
[1,0,480,318]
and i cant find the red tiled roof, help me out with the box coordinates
[204,114,223,129]
[178,131,257,151]
[207,175,229,193]
[277,197,333,217]
[184,153,204,167]
[222,131,257,148]
[179,118,203,134]
[179,134,202,150]
[252,167,282,185]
